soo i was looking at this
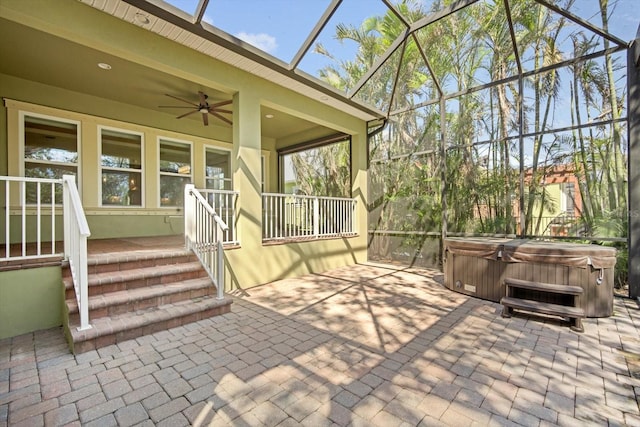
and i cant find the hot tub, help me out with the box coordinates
[444,238,617,317]
[444,237,509,302]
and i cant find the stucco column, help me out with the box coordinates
[351,125,368,263]
[629,35,640,299]
[232,91,262,249]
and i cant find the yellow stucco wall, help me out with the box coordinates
[0,266,63,339]
[0,0,370,290]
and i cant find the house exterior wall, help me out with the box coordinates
[2,95,237,239]
[0,0,370,294]
[0,266,63,339]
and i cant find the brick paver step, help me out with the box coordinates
[67,296,233,353]
[86,249,196,274]
[66,277,216,317]
[64,261,208,298]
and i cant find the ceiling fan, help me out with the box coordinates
[160,91,232,126]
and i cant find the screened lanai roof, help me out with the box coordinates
[86,0,637,121]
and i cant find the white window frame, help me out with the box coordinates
[19,111,82,198]
[98,125,145,208]
[204,145,233,190]
[158,137,193,208]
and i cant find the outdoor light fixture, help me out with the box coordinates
[134,12,150,24]
[97,63,112,70]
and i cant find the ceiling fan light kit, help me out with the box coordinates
[159,91,232,126]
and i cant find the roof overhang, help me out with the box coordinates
[81,0,385,122]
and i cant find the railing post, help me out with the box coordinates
[352,199,357,234]
[77,235,91,331]
[184,184,195,249]
[63,177,71,260]
[313,197,319,237]
[216,238,224,300]
[62,175,92,331]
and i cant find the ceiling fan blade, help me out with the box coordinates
[165,94,198,106]
[211,108,232,114]
[202,111,209,126]
[210,111,233,125]
[176,109,199,119]
[158,105,196,108]
[208,100,232,108]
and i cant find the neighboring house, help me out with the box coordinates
[0,0,375,343]
[472,164,583,237]
[517,164,584,237]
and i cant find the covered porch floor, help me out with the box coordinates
[2,263,640,426]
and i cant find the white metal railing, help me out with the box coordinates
[262,193,357,241]
[62,175,92,331]
[198,189,238,245]
[1,175,64,260]
[2,175,91,330]
[184,185,228,299]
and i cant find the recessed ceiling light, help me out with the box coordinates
[97,62,112,70]
[134,12,150,24]
[265,114,274,119]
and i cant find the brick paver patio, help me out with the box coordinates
[2,263,640,426]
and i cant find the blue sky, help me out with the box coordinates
[163,0,639,78]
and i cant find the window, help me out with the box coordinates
[159,139,192,207]
[100,128,143,206]
[23,114,79,203]
[205,147,231,190]
[561,182,576,215]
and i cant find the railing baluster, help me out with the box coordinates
[51,182,56,255]
[260,193,357,242]
[5,180,10,259]
[21,180,26,257]
[36,182,41,256]
[183,185,228,300]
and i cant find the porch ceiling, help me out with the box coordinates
[0,17,330,141]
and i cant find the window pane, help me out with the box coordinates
[102,129,142,169]
[102,171,142,206]
[24,163,76,204]
[206,148,231,190]
[160,175,190,207]
[160,140,191,174]
[24,116,77,163]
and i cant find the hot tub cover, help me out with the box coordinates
[445,237,509,260]
[502,239,616,269]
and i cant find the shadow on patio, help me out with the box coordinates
[2,263,639,426]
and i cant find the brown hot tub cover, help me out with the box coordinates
[445,237,509,260]
[502,240,616,269]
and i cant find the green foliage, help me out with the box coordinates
[308,0,628,267]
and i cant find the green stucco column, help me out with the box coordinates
[629,35,640,299]
[232,91,263,250]
[351,126,368,253]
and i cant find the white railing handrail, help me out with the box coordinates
[184,184,227,299]
[189,188,229,232]
[63,176,90,237]
[62,175,92,331]
[198,189,238,245]
[262,192,355,202]
[198,189,239,196]
[1,176,63,184]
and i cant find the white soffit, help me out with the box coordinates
[80,0,379,122]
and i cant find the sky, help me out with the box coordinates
[163,0,639,78]
[159,0,638,181]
